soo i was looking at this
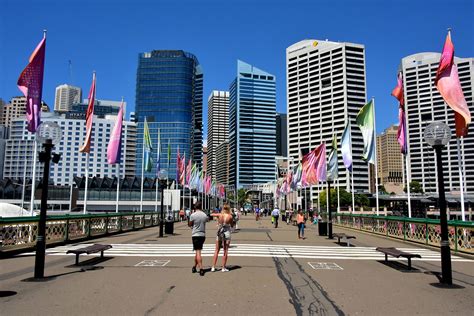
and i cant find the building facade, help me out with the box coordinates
[135,50,203,180]
[0,96,26,128]
[207,90,229,180]
[3,112,137,186]
[286,39,369,197]
[401,53,474,194]
[66,99,124,120]
[54,84,82,112]
[216,141,229,185]
[376,125,404,194]
[229,60,276,188]
[276,113,288,157]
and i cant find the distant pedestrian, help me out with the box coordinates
[271,206,280,228]
[188,201,208,276]
[211,204,234,272]
[297,210,306,239]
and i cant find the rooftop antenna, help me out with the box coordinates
[68,59,73,84]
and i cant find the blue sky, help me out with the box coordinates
[1,0,473,141]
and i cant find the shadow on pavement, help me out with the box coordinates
[0,291,17,297]
[377,260,422,273]
[64,256,113,268]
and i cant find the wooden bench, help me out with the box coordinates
[333,233,356,246]
[376,247,421,269]
[66,244,112,265]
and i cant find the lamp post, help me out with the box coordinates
[424,121,452,285]
[34,122,62,279]
[158,169,168,238]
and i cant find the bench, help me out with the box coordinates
[376,247,421,269]
[333,233,356,246]
[66,244,112,265]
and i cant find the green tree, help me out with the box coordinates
[379,185,388,194]
[354,194,369,207]
[319,188,353,209]
[404,181,424,194]
[237,188,248,207]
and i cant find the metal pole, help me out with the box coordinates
[327,180,333,239]
[159,181,164,237]
[30,140,38,215]
[34,140,53,279]
[456,138,466,221]
[434,145,452,285]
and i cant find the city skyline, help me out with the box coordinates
[1,0,472,142]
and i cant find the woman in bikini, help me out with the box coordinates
[211,204,234,272]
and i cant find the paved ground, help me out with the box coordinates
[1,215,473,315]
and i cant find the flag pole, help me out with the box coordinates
[372,98,380,215]
[115,163,120,213]
[21,156,27,212]
[401,71,413,218]
[337,178,340,213]
[155,129,160,213]
[349,121,355,213]
[182,153,185,211]
[140,121,146,213]
[84,153,90,214]
[456,138,466,221]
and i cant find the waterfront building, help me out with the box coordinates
[54,84,82,112]
[376,125,404,194]
[207,90,229,180]
[135,50,203,179]
[229,60,276,188]
[401,53,474,194]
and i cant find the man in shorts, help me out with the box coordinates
[188,201,207,276]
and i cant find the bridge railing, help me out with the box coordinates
[0,211,180,253]
[334,213,474,255]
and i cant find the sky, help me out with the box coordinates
[1,0,473,141]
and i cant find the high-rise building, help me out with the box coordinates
[286,39,369,195]
[3,112,137,185]
[216,141,229,185]
[54,84,82,112]
[66,99,125,120]
[0,96,26,127]
[207,90,229,180]
[276,113,287,157]
[401,53,474,194]
[229,60,276,188]
[135,50,203,180]
[376,125,404,194]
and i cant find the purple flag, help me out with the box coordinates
[107,102,124,164]
[17,36,46,133]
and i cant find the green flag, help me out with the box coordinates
[356,100,376,164]
[327,134,339,181]
[143,119,153,172]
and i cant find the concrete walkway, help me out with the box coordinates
[1,215,473,315]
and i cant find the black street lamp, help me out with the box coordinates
[158,169,168,238]
[34,122,62,279]
[424,121,452,285]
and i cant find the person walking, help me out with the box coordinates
[297,209,306,239]
[271,206,280,228]
[211,204,234,272]
[188,201,208,276]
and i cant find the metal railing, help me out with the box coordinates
[334,213,474,255]
[0,211,180,253]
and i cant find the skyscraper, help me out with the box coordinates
[276,113,287,157]
[135,50,203,179]
[0,96,26,127]
[207,90,229,180]
[54,84,82,112]
[376,125,404,194]
[401,53,474,194]
[286,39,369,195]
[229,60,276,188]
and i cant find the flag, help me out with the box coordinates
[356,100,376,164]
[291,163,302,190]
[186,159,192,186]
[143,118,153,172]
[435,31,471,137]
[17,35,46,133]
[79,73,96,153]
[327,134,338,181]
[341,122,353,172]
[391,72,407,154]
[156,130,161,174]
[176,148,182,183]
[302,143,327,185]
[167,139,171,169]
[106,101,123,164]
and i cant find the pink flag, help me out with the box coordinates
[391,73,407,154]
[107,101,124,164]
[17,36,46,133]
[435,31,471,137]
[185,159,192,186]
[302,143,327,185]
[80,73,96,153]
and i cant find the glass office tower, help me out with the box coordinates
[229,60,276,188]
[135,50,203,180]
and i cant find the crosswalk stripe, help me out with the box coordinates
[31,243,473,262]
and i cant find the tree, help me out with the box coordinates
[237,188,248,207]
[404,181,424,194]
[319,188,353,209]
[379,185,388,194]
[354,194,369,207]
